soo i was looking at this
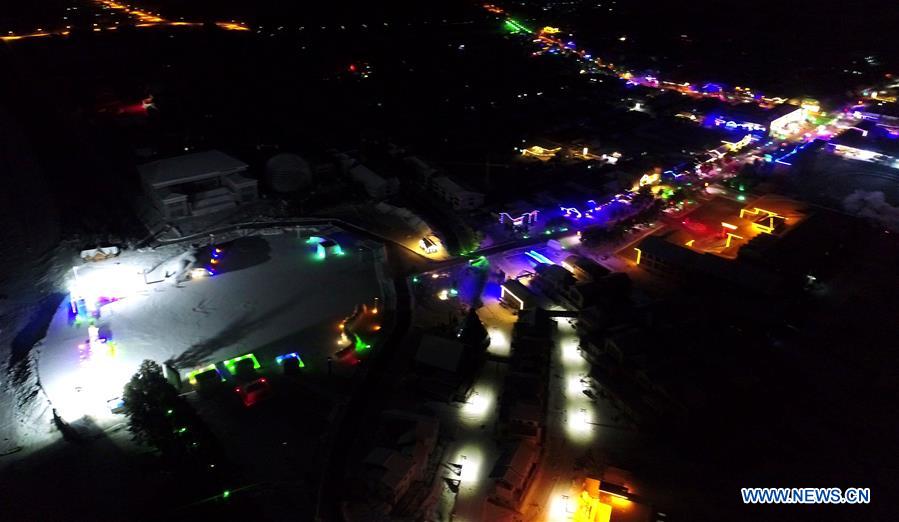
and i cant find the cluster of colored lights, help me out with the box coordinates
[496,9,792,114]
[2,1,248,43]
[205,247,222,276]
[77,326,117,365]
[769,140,816,166]
[188,351,307,385]
[498,210,539,227]
[560,194,631,222]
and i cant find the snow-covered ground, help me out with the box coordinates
[524,320,643,521]
[423,293,516,521]
[28,229,387,438]
[430,358,508,522]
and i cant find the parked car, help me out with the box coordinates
[234,377,273,407]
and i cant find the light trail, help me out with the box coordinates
[2,0,248,43]
[492,6,788,110]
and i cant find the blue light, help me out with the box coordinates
[276,352,302,365]
[526,250,555,265]
[561,206,582,219]
[770,140,815,165]
[704,114,766,134]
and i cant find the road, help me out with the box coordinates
[317,276,412,521]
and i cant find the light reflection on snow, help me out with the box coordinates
[460,388,494,426]
[486,326,511,358]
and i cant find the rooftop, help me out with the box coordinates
[415,334,465,372]
[139,150,248,189]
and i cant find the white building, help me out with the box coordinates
[139,150,257,221]
[490,440,540,506]
[364,447,417,505]
[404,155,438,188]
[362,411,440,507]
[430,176,484,211]
[350,163,399,199]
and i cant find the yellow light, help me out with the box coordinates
[521,145,561,161]
[684,239,695,247]
[637,172,660,188]
[721,222,738,230]
[739,207,782,219]
[633,247,642,265]
[724,233,744,248]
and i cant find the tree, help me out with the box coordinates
[459,308,489,350]
[123,360,217,466]
[123,360,181,449]
[123,361,232,503]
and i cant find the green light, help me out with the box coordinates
[544,230,551,235]
[354,334,371,351]
[504,18,532,34]
[412,276,420,283]
[469,256,488,268]
[222,490,231,500]
[737,195,746,201]
[449,288,459,297]
[738,185,745,192]
[222,353,260,375]
[166,409,174,416]
[177,427,187,434]
[187,363,220,385]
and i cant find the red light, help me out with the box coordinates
[259,378,267,383]
[348,64,357,72]
[234,387,241,393]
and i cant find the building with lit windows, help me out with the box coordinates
[699,102,807,137]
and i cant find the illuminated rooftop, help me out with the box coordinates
[663,196,807,260]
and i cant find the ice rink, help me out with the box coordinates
[38,229,387,424]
